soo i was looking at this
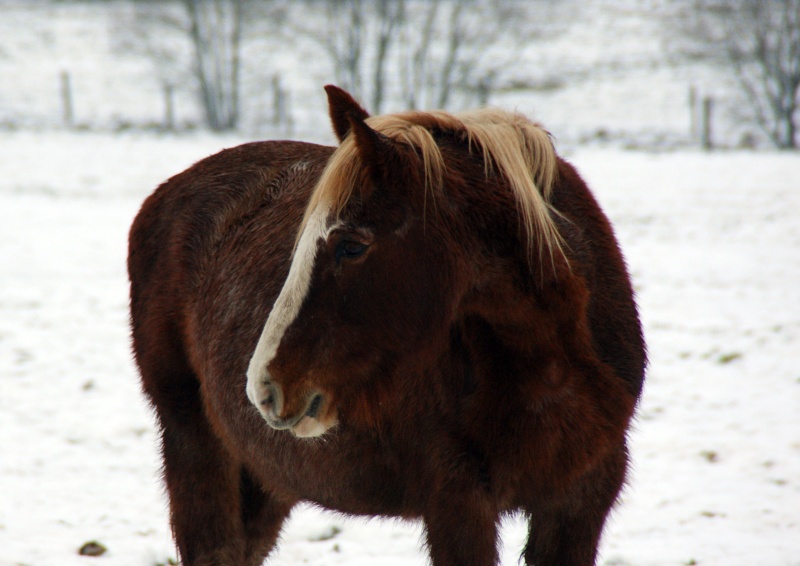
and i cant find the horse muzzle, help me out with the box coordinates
[248,375,333,438]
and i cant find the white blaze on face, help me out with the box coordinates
[246,205,333,413]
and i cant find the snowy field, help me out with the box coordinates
[1,129,798,566]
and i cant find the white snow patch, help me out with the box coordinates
[1,137,799,565]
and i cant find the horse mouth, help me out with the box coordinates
[264,392,330,438]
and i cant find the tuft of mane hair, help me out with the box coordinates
[305,108,565,264]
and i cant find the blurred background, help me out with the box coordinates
[1,0,797,149]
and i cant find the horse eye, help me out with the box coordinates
[336,240,368,262]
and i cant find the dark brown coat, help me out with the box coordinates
[128,86,645,566]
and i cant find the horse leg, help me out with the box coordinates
[522,442,629,566]
[140,338,290,566]
[423,489,499,566]
[155,383,292,566]
[238,465,294,565]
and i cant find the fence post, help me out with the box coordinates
[284,90,293,137]
[272,75,284,127]
[60,70,74,127]
[164,85,175,131]
[701,96,713,150]
[688,85,697,141]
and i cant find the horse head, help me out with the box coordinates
[246,85,564,437]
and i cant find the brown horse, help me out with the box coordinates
[128,85,645,566]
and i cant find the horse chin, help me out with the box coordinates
[291,415,333,438]
[289,392,338,437]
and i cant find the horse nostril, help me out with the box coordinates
[260,381,282,415]
[305,393,323,419]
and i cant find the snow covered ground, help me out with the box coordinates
[1,129,798,566]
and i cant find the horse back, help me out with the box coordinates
[552,158,646,399]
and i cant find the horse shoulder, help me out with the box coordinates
[129,140,333,397]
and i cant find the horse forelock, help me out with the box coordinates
[301,108,564,263]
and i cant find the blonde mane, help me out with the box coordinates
[304,108,564,262]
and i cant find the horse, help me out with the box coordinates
[128,85,645,566]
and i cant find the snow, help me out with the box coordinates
[1,131,799,566]
[2,0,800,564]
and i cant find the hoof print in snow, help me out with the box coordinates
[700,450,719,463]
[78,541,107,557]
[717,352,743,364]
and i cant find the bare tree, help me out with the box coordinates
[305,0,543,113]
[675,0,800,148]
[117,0,279,132]
[113,1,194,127]
[400,0,439,109]
[372,0,406,112]
[399,0,522,110]
[322,0,364,101]
[311,0,405,114]
[186,0,244,131]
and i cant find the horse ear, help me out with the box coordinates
[325,84,370,142]
[346,111,394,171]
[325,84,395,187]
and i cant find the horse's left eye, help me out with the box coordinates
[336,240,369,262]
